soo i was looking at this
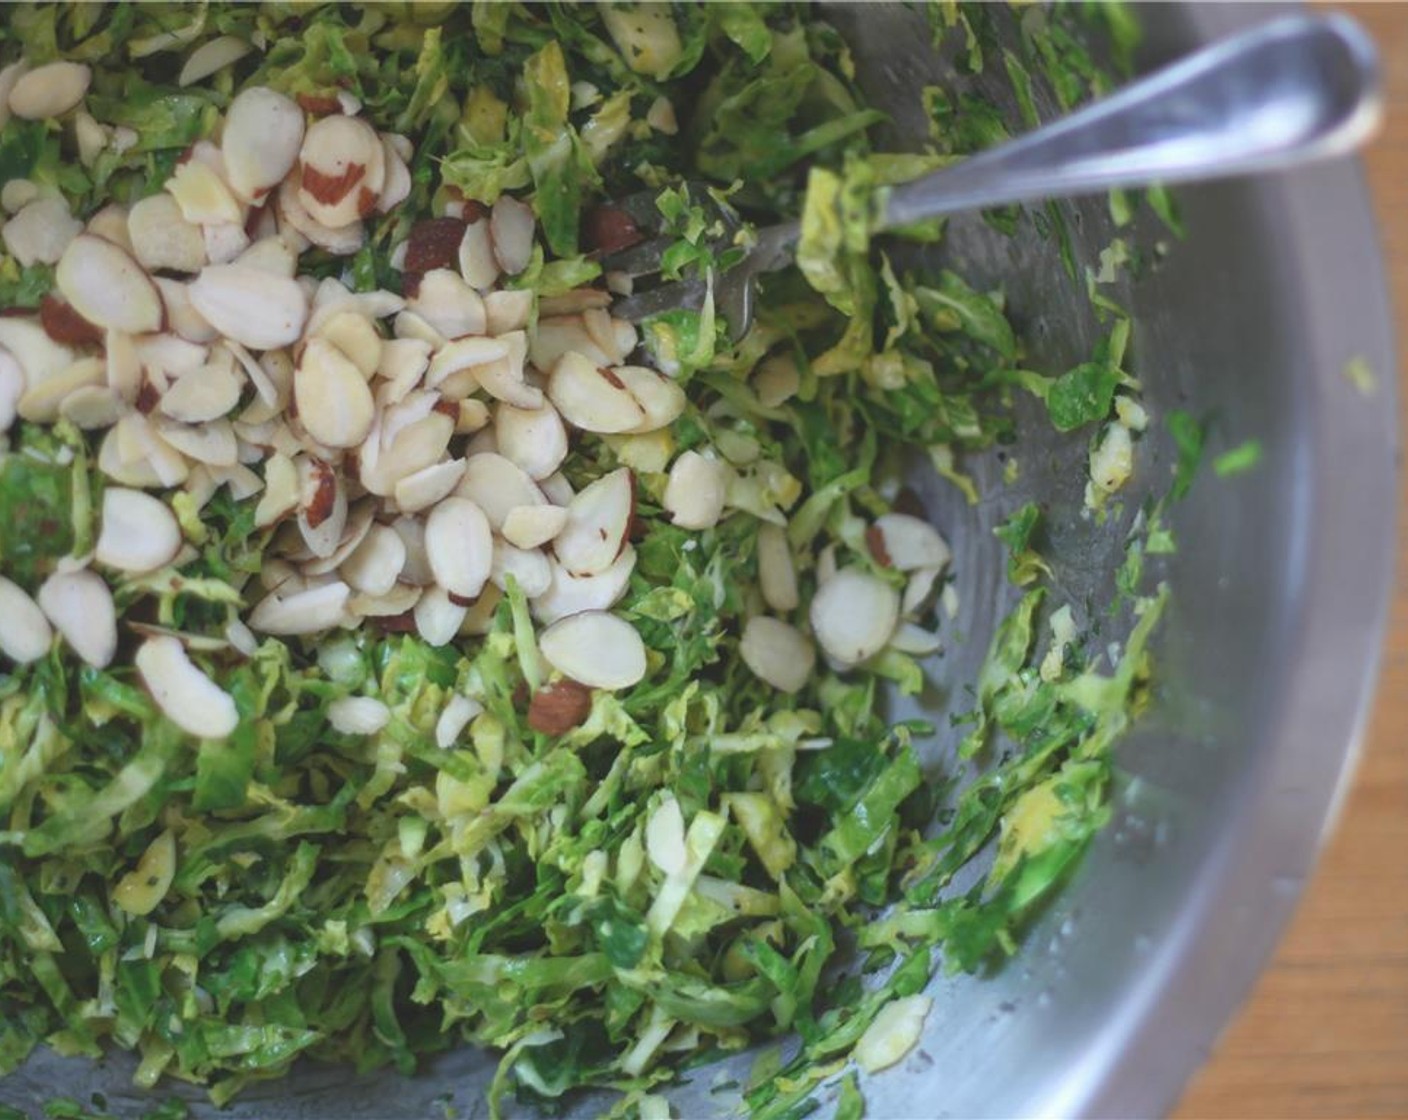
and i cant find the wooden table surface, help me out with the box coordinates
[1173,6,1408,1118]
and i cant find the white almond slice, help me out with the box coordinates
[340,524,407,597]
[756,523,799,612]
[531,315,613,371]
[297,115,384,228]
[890,621,942,656]
[135,334,209,380]
[490,195,535,275]
[189,263,309,350]
[128,191,206,273]
[456,398,490,433]
[3,196,81,267]
[328,696,390,736]
[316,311,382,378]
[104,329,142,401]
[17,357,103,423]
[275,178,365,255]
[456,453,544,530]
[233,235,298,278]
[753,353,800,408]
[503,504,569,551]
[425,335,510,389]
[55,234,162,334]
[294,337,374,449]
[155,278,218,344]
[301,500,374,576]
[248,581,350,636]
[349,583,421,618]
[379,388,438,448]
[223,86,304,203]
[902,565,943,617]
[663,450,729,531]
[532,545,636,624]
[0,348,23,430]
[582,307,622,364]
[394,458,466,514]
[160,359,244,423]
[414,585,468,647]
[870,513,951,573]
[0,576,52,664]
[611,318,638,359]
[179,35,250,87]
[646,796,687,875]
[484,288,532,335]
[166,159,242,226]
[548,351,645,434]
[435,693,484,749]
[613,365,686,433]
[97,419,158,488]
[539,471,575,507]
[376,337,431,396]
[156,417,238,467]
[37,568,116,668]
[539,611,646,690]
[490,542,552,598]
[254,452,299,528]
[95,488,182,573]
[458,218,500,291]
[554,468,634,578]
[360,413,454,497]
[0,177,37,214]
[392,515,433,586]
[9,62,90,120]
[409,269,486,340]
[425,496,494,599]
[809,567,900,667]
[540,289,613,317]
[854,995,932,1075]
[76,112,107,168]
[376,135,411,213]
[464,426,497,458]
[211,462,263,500]
[202,220,250,265]
[0,318,74,391]
[740,616,815,694]
[136,635,238,739]
[495,400,568,480]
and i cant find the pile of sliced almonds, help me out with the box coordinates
[0,73,955,742]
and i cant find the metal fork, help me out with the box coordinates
[605,13,1380,339]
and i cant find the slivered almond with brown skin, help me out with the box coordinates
[495,400,568,480]
[458,218,499,291]
[55,234,162,334]
[95,488,182,573]
[297,115,384,228]
[294,338,374,449]
[456,453,544,530]
[340,523,406,597]
[527,679,593,736]
[810,567,900,667]
[502,504,568,551]
[613,365,686,433]
[189,263,308,350]
[663,451,729,530]
[255,452,299,528]
[0,576,52,664]
[248,581,350,636]
[740,616,815,694]
[548,351,645,434]
[223,86,305,203]
[405,217,466,274]
[302,499,374,576]
[136,635,238,739]
[554,467,633,578]
[38,568,117,668]
[539,611,646,690]
[490,195,535,275]
[39,294,101,348]
[9,62,90,120]
[756,523,799,612]
[424,496,493,599]
[868,513,951,572]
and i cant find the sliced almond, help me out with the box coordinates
[136,334,209,381]
[392,516,433,586]
[248,580,350,635]
[490,195,535,275]
[532,545,636,624]
[613,364,686,433]
[436,692,484,748]
[155,278,219,344]
[86,202,134,253]
[211,462,263,500]
[539,611,646,690]
[316,310,382,378]
[0,348,23,430]
[548,351,645,434]
[740,616,815,694]
[810,567,900,667]
[360,412,453,496]
[0,177,37,214]
[540,289,613,317]
[95,488,182,573]
[0,317,74,392]
[17,356,103,423]
[456,398,491,434]
[902,565,943,617]
[377,134,411,213]
[160,358,244,423]
[328,695,390,736]
[340,524,407,597]
[376,337,431,396]
[0,576,52,664]
[135,635,238,739]
[890,621,942,656]
[254,453,299,528]
[532,316,614,373]
[166,159,242,226]
[302,498,375,576]
[3,196,81,267]
[37,568,117,668]
[293,337,374,449]
[425,496,494,599]
[490,541,552,598]
[55,234,162,334]
[756,523,799,612]
[484,288,533,335]
[458,218,500,291]
[349,583,421,618]
[234,235,298,278]
[179,35,251,86]
[554,467,634,577]
[189,263,309,350]
[456,453,544,530]
[75,114,106,167]
[394,458,466,513]
[540,471,574,507]
[663,450,729,530]
[202,220,250,265]
[223,86,305,203]
[409,268,486,339]
[9,62,90,120]
[393,308,447,348]
[754,353,800,408]
[495,400,568,480]
[414,585,467,647]
[98,414,186,488]
[870,514,951,573]
[276,177,365,255]
[424,335,509,389]
[502,504,568,551]
[297,114,384,228]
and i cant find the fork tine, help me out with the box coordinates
[599,234,679,281]
[610,276,710,323]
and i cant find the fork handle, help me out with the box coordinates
[879,13,1379,230]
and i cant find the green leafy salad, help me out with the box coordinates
[0,3,1173,1118]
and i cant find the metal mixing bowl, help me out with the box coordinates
[4,3,1396,1117]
